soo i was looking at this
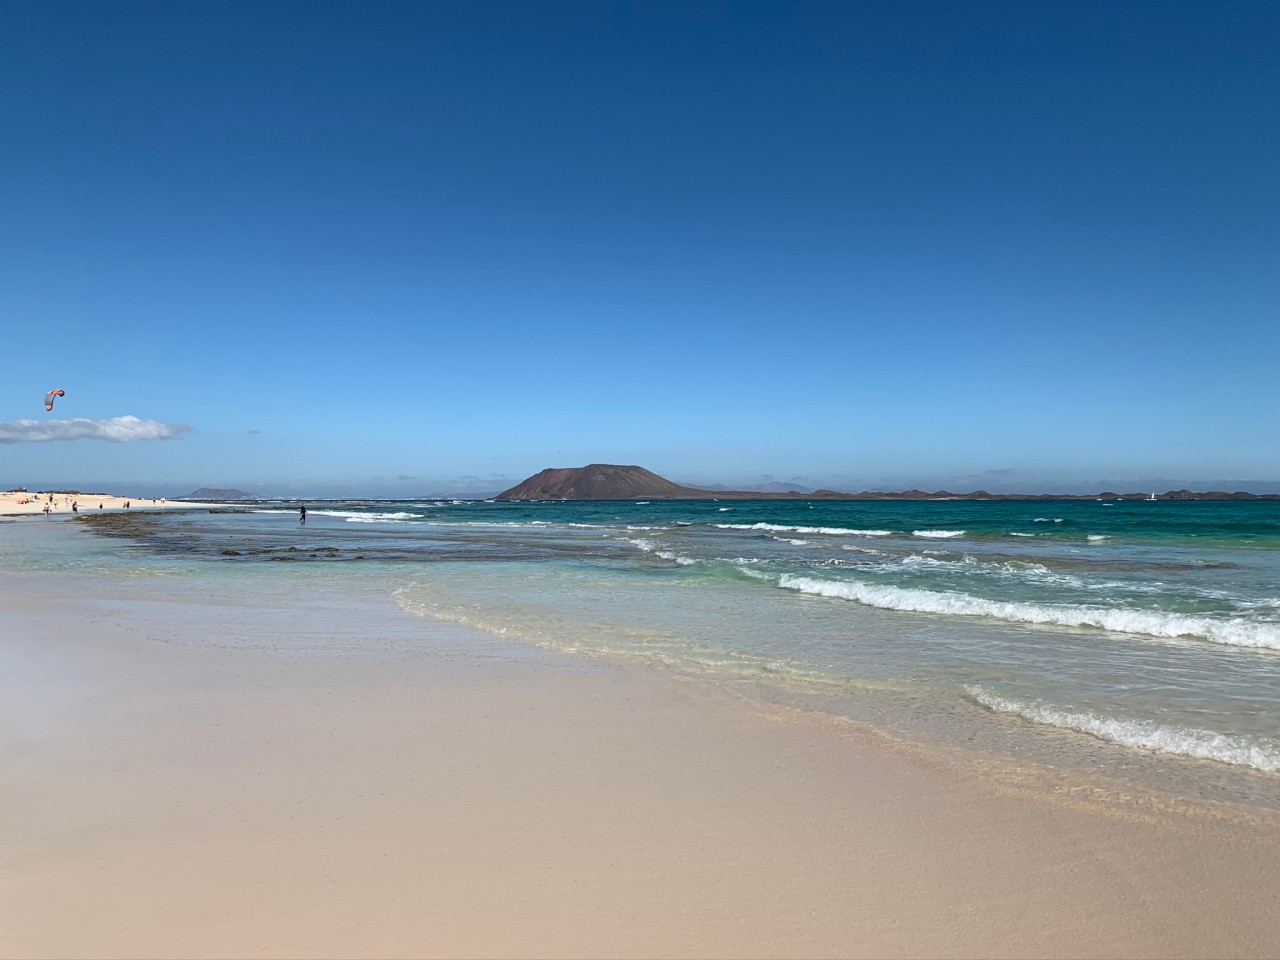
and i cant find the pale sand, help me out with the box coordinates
[0,491,217,516]
[2,575,1280,958]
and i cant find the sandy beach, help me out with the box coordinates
[0,491,215,517]
[2,549,1280,960]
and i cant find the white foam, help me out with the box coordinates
[896,554,951,569]
[444,520,610,530]
[716,523,892,536]
[858,555,1085,590]
[345,511,418,522]
[291,509,419,522]
[655,550,698,565]
[632,540,699,564]
[774,575,1280,650]
[912,530,965,539]
[1087,535,1110,541]
[840,544,886,556]
[968,687,1280,773]
[1033,518,1065,523]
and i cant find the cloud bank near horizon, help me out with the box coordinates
[0,416,190,444]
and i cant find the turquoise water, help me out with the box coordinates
[8,497,1280,810]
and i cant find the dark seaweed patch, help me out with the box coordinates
[75,512,166,538]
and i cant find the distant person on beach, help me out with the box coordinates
[300,504,307,524]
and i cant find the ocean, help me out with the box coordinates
[7,496,1280,813]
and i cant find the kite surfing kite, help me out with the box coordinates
[44,389,65,411]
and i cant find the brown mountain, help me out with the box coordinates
[496,464,706,500]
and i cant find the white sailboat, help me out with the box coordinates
[1148,492,1158,501]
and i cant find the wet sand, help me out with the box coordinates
[2,573,1280,958]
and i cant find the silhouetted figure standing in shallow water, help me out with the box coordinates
[299,504,307,524]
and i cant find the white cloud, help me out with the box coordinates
[0,415,191,444]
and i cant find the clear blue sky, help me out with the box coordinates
[2,1,1277,496]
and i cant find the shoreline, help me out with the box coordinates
[3,560,1280,957]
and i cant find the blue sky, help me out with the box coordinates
[2,1,1278,496]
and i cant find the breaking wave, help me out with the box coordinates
[626,538,698,565]
[716,523,892,536]
[968,687,1280,773]
[774,575,1280,650]
[341,512,419,523]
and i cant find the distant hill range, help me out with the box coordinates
[496,464,1280,502]
[691,480,817,494]
[184,487,255,500]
